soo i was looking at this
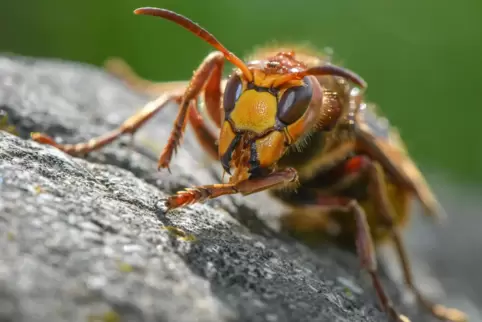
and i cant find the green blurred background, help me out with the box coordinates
[1,0,481,184]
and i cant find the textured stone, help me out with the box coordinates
[0,54,477,322]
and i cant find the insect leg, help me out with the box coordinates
[31,93,182,156]
[164,167,298,210]
[201,53,224,128]
[157,51,225,170]
[104,57,190,97]
[187,98,218,160]
[285,193,409,322]
[179,50,226,160]
[368,162,467,322]
[346,200,410,322]
[105,56,225,130]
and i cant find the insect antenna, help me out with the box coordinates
[134,7,253,82]
[272,64,367,89]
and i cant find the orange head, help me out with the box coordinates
[218,64,318,178]
[134,7,367,178]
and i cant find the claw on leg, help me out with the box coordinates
[165,186,232,209]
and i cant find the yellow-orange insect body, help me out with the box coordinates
[30,7,467,322]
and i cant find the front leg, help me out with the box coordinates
[157,51,224,171]
[165,168,298,210]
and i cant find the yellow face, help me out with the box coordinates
[218,70,320,177]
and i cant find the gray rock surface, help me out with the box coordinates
[0,54,474,322]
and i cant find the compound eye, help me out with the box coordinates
[277,76,313,125]
[223,74,243,115]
